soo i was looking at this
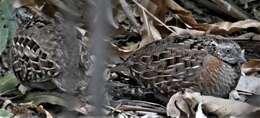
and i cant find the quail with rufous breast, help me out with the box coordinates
[11,6,89,93]
[118,35,246,99]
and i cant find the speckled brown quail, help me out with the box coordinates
[11,6,90,93]
[119,35,246,99]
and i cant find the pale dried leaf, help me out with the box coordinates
[169,26,206,36]
[148,21,162,40]
[140,11,161,48]
[236,76,260,95]
[166,92,182,117]
[168,90,260,118]
[183,91,260,118]
[142,9,154,42]
[208,19,260,34]
[199,96,260,117]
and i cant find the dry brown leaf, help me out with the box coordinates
[164,0,199,28]
[132,0,176,34]
[111,0,164,59]
[216,0,249,19]
[13,0,37,8]
[133,0,163,49]
[148,0,208,33]
[242,59,260,74]
[153,0,206,31]
[152,0,260,35]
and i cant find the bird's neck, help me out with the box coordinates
[198,55,240,97]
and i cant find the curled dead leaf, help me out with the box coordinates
[24,92,84,114]
[110,32,141,51]
[166,91,198,118]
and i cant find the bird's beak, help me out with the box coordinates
[239,50,247,64]
[239,55,247,64]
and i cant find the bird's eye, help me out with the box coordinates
[225,49,231,53]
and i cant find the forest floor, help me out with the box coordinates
[1,0,260,118]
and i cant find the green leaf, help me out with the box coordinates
[0,0,17,55]
[0,14,9,55]
[0,73,19,94]
[0,109,13,118]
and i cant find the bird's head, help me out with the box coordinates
[13,6,35,25]
[208,39,246,66]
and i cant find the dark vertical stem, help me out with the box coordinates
[89,0,111,116]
